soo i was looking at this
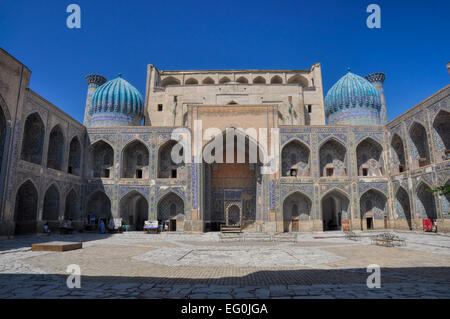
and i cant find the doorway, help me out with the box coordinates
[169,219,177,231]
[366,217,374,230]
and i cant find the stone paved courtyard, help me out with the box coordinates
[0,231,449,298]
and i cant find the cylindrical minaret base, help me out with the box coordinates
[84,74,107,126]
[365,72,387,124]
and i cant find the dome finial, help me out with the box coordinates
[347,67,351,72]
[118,73,122,78]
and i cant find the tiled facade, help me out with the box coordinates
[0,47,449,236]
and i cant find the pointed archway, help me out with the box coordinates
[283,192,312,232]
[391,134,407,173]
[121,140,149,179]
[86,191,112,223]
[319,138,348,177]
[356,138,384,176]
[21,113,45,165]
[120,191,148,231]
[281,140,310,177]
[321,190,349,231]
[157,192,184,232]
[68,136,81,176]
[47,125,65,170]
[14,180,38,234]
[89,140,114,178]
[395,187,412,230]
[360,189,388,230]
[64,189,79,220]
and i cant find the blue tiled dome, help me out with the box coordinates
[325,71,382,125]
[88,75,144,127]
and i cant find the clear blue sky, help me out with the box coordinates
[1,0,449,123]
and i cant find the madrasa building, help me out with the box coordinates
[0,47,449,236]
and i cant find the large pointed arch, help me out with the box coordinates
[86,190,112,219]
[395,186,412,230]
[282,191,312,232]
[121,139,149,178]
[356,137,384,177]
[14,179,38,234]
[64,189,79,220]
[416,182,437,220]
[409,121,431,168]
[21,112,45,165]
[42,183,61,221]
[321,188,350,231]
[158,139,184,178]
[68,135,82,176]
[319,137,348,177]
[281,139,310,177]
[47,124,65,171]
[157,191,184,231]
[432,109,450,162]
[119,190,148,230]
[359,188,388,230]
[391,133,407,173]
[88,139,114,178]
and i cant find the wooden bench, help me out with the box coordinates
[272,233,297,242]
[220,225,242,233]
[219,232,243,242]
[243,233,272,242]
[345,231,360,241]
[371,233,406,247]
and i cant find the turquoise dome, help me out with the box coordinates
[325,71,382,125]
[88,75,144,127]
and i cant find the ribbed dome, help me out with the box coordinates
[88,75,144,127]
[325,71,382,125]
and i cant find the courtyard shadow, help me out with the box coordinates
[1,266,450,298]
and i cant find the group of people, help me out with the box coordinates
[86,215,108,233]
